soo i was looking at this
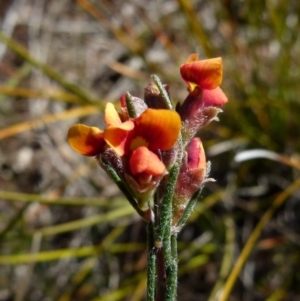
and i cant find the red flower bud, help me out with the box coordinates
[172,138,207,226]
[144,82,170,109]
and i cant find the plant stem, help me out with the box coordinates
[155,163,179,248]
[155,136,183,248]
[147,222,156,301]
[154,133,182,300]
[156,247,167,301]
[176,186,204,231]
[163,220,172,269]
[165,234,178,301]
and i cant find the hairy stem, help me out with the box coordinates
[165,234,178,301]
[147,222,156,301]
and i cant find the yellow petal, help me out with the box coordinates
[67,124,105,156]
[105,102,122,126]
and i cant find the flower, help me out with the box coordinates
[178,54,228,144]
[104,105,181,160]
[172,137,207,226]
[68,103,181,159]
[144,82,170,109]
[67,101,181,207]
[180,54,223,91]
[186,137,206,171]
[180,53,228,107]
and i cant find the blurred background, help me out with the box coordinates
[0,0,300,300]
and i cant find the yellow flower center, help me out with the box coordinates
[130,136,149,151]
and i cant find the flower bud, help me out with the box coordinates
[172,138,206,226]
[144,82,170,109]
[97,148,125,181]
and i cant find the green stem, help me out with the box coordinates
[155,136,183,247]
[155,134,182,300]
[156,247,167,301]
[151,74,173,110]
[155,162,180,248]
[165,234,178,301]
[163,220,172,269]
[176,186,204,231]
[147,222,156,301]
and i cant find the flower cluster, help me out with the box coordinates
[68,99,181,209]
[171,54,228,227]
[67,54,227,228]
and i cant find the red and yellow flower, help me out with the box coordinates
[67,102,181,206]
[179,54,228,144]
[67,53,228,219]
[180,53,228,107]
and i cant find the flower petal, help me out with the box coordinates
[130,146,165,176]
[203,87,228,107]
[133,109,181,151]
[187,137,206,170]
[180,55,223,90]
[105,102,122,126]
[184,53,199,64]
[104,120,135,156]
[67,124,105,156]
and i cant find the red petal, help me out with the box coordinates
[203,87,228,107]
[133,109,181,151]
[130,146,166,176]
[180,56,223,90]
[67,124,105,156]
[119,94,126,108]
[187,138,206,170]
